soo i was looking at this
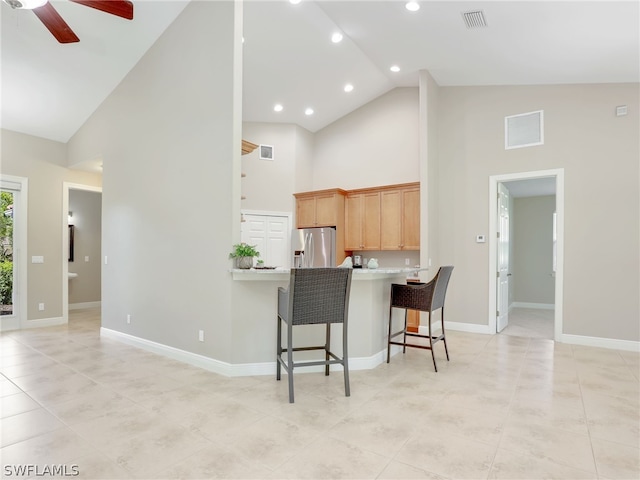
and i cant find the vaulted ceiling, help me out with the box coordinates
[1,1,638,145]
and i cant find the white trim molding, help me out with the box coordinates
[562,334,640,353]
[24,316,65,329]
[101,327,400,377]
[0,174,28,329]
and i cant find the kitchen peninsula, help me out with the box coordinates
[230,267,425,373]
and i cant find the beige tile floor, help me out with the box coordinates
[1,308,638,479]
[500,308,554,340]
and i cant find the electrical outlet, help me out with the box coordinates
[127,314,131,324]
[405,258,410,266]
[38,303,45,311]
[198,330,204,342]
[84,256,89,262]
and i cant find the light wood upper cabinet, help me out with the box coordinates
[294,189,346,228]
[345,191,380,250]
[380,184,420,250]
[402,188,420,249]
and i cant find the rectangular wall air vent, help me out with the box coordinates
[462,10,488,29]
[505,110,544,150]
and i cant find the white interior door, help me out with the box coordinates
[241,213,290,267]
[496,183,510,332]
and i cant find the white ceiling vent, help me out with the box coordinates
[462,10,488,29]
[505,110,544,150]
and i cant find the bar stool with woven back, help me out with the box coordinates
[387,266,454,371]
[277,267,353,403]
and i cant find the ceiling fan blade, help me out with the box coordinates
[33,2,79,43]
[69,0,133,20]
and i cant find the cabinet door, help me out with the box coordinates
[402,188,420,250]
[296,197,316,228]
[345,194,363,250]
[380,190,402,249]
[362,192,381,249]
[314,194,337,227]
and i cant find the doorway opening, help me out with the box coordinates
[63,183,103,323]
[0,175,27,330]
[0,190,14,317]
[488,169,564,342]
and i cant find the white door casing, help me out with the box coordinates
[488,169,564,341]
[0,175,28,330]
[496,183,510,332]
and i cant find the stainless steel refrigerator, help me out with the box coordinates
[292,227,336,268]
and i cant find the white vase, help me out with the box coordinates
[236,256,254,269]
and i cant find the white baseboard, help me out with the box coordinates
[101,327,399,377]
[512,302,555,310]
[25,316,66,329]
[69,301,101,310]
[443,321,493,335]
[561,334,640,352]
[0,316,20,332]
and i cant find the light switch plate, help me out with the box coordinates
[32,256,44,263]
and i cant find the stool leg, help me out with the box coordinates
[442,308,450,361]
[276,315,282,381]
[428,311,437,372]
[343,320,350,397]
[387,305,393,363]
[287,321,294,403]
[325,323,331,376]
[402,310,408,354]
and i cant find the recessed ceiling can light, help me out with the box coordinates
[390,65,400,72]
[331,32,343,43]
[344,84,354,93]
[274,104,283,112]
[289,0,301,4]
[405,1,420,12]
[305,108,314,116]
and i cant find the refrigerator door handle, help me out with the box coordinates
[309,234,315,267]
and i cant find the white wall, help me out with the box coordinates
[437,83,639,342]
[68,1,243,361]
[241,122,314,213]
[313,88,420,190]
[512,195,555,305]
[68,189,101,305]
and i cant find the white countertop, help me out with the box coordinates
[231,267,427,281]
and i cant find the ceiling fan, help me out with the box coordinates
[2,0,133,43]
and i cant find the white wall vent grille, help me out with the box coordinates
[462,10,488,28]
[505,110,544,150]
[259,144,274,160]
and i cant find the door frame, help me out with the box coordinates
[62,182,102,324]
[0,175,28,330]
[488,168,564,341]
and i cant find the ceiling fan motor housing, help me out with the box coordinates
[4,0,48,9]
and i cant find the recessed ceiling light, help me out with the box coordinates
[331,32,343,43]
[344,84,354,93]
[390,65,400,72]
[305,108,314,116]
[274,104,283,112]
[289,0,301,4]
[405,2,420,12]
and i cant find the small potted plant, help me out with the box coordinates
[229,243,260,269]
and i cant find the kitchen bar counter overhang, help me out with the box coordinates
[230,267,427,373]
